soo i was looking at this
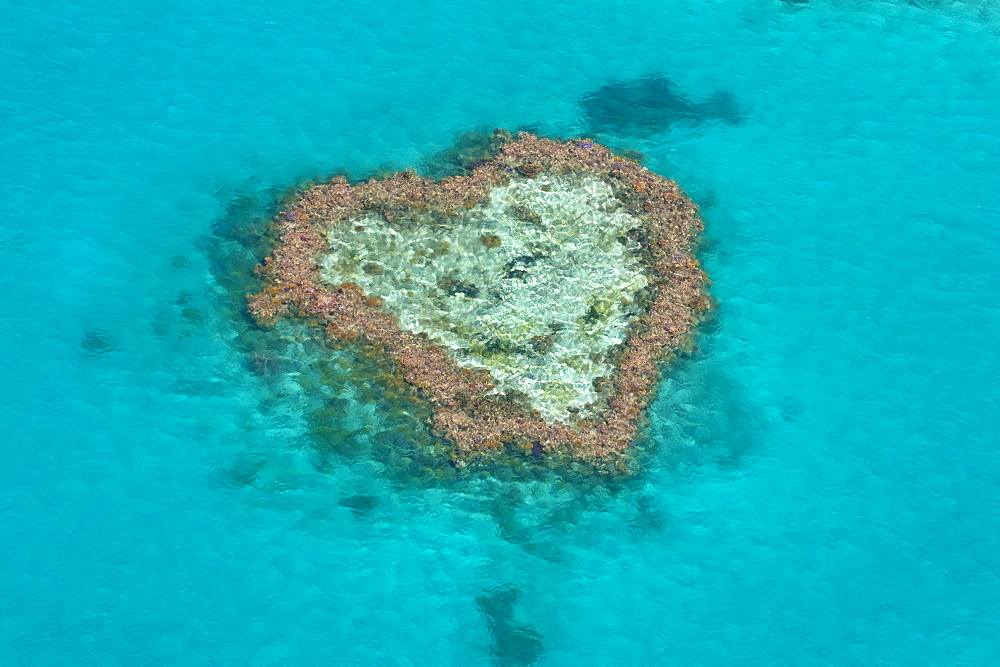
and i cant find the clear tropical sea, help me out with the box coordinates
[2,0,1000,663]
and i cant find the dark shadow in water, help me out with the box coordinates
[488,494,568,563]
[476,586,545,666]
[421,126,544,180]
[220,452,270,490]
[337,494,380,519]
[207,189,284,322]
[580,73,744,137]
[421,127,512,180]
[646,315,767,475]
[80,328,117,356]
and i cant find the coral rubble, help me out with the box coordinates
[249,132,710,472]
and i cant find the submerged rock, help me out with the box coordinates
[476,585,545,665]
[581,73,743,136]
[80,328,116,356]
[249,132,709,472]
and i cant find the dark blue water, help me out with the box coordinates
[2,0,999,662]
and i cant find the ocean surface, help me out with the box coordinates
[2,0,1000,663]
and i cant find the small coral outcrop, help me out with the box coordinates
[249,131,709,471]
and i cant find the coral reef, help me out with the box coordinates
[249,132,710,472]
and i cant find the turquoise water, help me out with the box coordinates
[3,0,1000,662]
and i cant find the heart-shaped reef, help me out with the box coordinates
[249,132,710,473]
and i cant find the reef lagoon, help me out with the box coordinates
[3,0,1000,663]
